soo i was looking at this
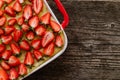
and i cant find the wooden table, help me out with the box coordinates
[24,0,120,80]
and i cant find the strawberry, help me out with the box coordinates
[13,1,22,12]
[55,35,63,47]
[0,69,9,80]
[4,26,15,34]
[18,63,27,76]
[26,31,34,40]
[0,16,6,27]
[1,61,10,70]
[0,10,4,17]
[0,28,4,35]
[0,0,4,9]
[35,25,46,36]
[29,16,39,28]
[31,39,41,50]
[24,52,34,66]
[33,0,43,14]
[9,68,19,80]
[18,0,24,3]
[5,6,15,17]
[40,12,51,24]
[4,0,13,4]
[17,16,24,25]
[20,40,30,51]
[23,5,32,20]
[50,20,61,32]
[42,31,54,47]
[13,29,22,42]
[0,44,5,53]
[21,23,29,32]
[8,56,20,67]
[2,50,12,60]
[8,18,16,26]
[10,43,20,55]
[1,35,12,44]
[43,42,55,56]
[33,50,42,60]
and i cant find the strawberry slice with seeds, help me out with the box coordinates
[31,39,41,50]
[42,31,54,47]
[33,0,43,14]
[29,16,39,28]
[5,6,15,17]
[2,50,12,60]
[18,63,27,76]
[1,35,12,44]
[9,68,19,80]
[35,25,46,36]
[8,56,20,67]
[33,50,42,61]
[0,10,4,17]
[43,42,55,56]
[26,31,34,40]
[13,1,22,12]
[0,0,4,9]
[0,16,6,27]
[0,28,4,35]
[50,20,61,32]
[23,5,32,20]
[55,35,64,47]
[4,26,15,35]
[21,23,30,32]
[1,61,10,70]
[0,44,5,53]
[10,43,20,55]
[17,16,24,25]
[40,12,51,24]
[0,69,9,80]
[13,29,22,42]
[20,40,30,51]
[24,52,34,66]
[18,0,24,3]
[4,0,13,4]
[8,18,16,26]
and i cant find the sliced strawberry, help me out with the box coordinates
[23,5,32,20]
[18,63,27,76]
[13,29,22,42]
[2,50,12,60]
[4,0,13,4]
[42,31,54,47]
[0,10,4,17]
[5,6,15,17]
[40,12,51,24]
[26,31,34,40]
[18,0,24,3]
[55,35,63,47]
[9,68,19,80]
[4,26,15,34]
[20,40,30,51]
[0,28,4,35]
[43,42,55,56]
[1,61,10,70]
[17,16,24,25]
[10,43,20,55]
[35,25,46,36]
[21,23,30,32]
[1,35,12,44]
[0,16,6,27]
[24,52,34,66]
[0,0,4,9]
[33,0,43,14]
[31,39,41,50]
[50,20,61,32]
[0,44,5,53]
[13,1,22,12]
[8,18,16,26]
[8,56,20,67]
[0,69,9,80]
[29,16,39,28]
[33,50,42,60]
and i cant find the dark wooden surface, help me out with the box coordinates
[24,0,120,80]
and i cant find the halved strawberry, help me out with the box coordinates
[1,61,10,70]
[55,35,63,47]
[18,63,27,76]
[4,26,15,34]
[20,40,30,51]
[0,0,4,9]
[4,0,13,4]
[0,44,5,53]
[13,1,22,12]
[33,0,43,14]
[2,50,12,60]
[18,0,24,3]
[0,10,4,16]
[8,18,16,26]
[35,25,46,36]
[5,6,15,17]
[42,31,54,47]
[13,29,22,42]
[33,50,42,61]
[21,23,30,32]
[31,39,41,50]
[9,68,19,80]
[0,16,6,27]
[26,31,34,40]
[1,35,12,44]
[0,28,4,35]
[8,56,20,67]
[29,16,39,28]
[0,69,9,80]
[24,52,34,66]
[40,12,51,24]
[17,16,24,25]
[10,43,20,55]
[43,42,55,56]
[23,5,32,20]
[50,20,61,32]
